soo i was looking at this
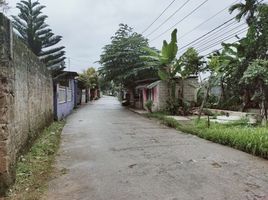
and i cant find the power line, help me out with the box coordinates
[181,21,246,52]
[150,0,210,42]
[180,19,238,52]
[202,47,224,57]
[193,22,247,49]
[179,17,236,51]
[141,0,177,34]
[178,0,240,40]
[197,28,248,53]
[146,0,191,37]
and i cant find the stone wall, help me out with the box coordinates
[0,13,53,195]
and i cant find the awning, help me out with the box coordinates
[147,81,161,89]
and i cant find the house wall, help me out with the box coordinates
[0,14,53,194]
[143,78,199,112]
[182,77,199,103]
[55,80,75,120]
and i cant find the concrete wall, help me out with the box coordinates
[0,14,53,194]
[146,78,199,111]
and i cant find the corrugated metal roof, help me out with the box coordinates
[147,80,161,89]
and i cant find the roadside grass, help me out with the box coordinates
[145,112,268,159]
[7,121,65,200]
[144,112,181,129]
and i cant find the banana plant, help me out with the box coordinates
[142,29,181,101]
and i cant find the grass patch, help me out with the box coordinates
[145,112,268,159]
[145,112,181,129]
[7,121,65,200]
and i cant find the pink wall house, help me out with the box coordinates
[137,78,198,112]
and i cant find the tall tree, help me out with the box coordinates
[179,47,204,77]
[229,0,261,25]
[241,59,268,125]
[99,24,157,87]
[12,0,65,71]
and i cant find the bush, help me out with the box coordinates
[145,100,154,113]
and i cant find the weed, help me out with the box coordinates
[7,121,65,200]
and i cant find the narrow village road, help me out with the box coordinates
[44,96,268,200]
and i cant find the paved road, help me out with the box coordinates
[44,96,268,200]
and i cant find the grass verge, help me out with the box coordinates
[145,112,268,159]
[7,121,65,200]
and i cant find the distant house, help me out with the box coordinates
[133,77,199,112]
[53,71,79,120]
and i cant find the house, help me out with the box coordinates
[53,71,79,120]
[134,77,199,112]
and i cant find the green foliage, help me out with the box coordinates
[99,24,157,87]
[145,112,181,129]
[79,67,99,89]
[143,29,181,82]
[241,59,268,85]
[229,0,260,24]
[12,0,65,72]
[145,100,154,113]
[8,121,65,199]
[179,47,204,77]
[146,113,268,159]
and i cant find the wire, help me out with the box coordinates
[141,0,177,34]
[178,0,240,40]
[179,17,236,51]
[146,0,191,37]
[202,47,224,57]
[150,0,210,42]
[181,21,246,52]
[197,28,248,53]
[194,22,247,49]
[180,20,239,52]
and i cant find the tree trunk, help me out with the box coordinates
[198,84,210,120]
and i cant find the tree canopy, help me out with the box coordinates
[79,67,99,89]
[99,24,158,87]
[12,0,65,72]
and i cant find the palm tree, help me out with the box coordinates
[229,0,260,25]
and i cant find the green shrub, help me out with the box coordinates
[145,100,154,113]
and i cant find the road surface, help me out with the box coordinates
[44,96,268,200]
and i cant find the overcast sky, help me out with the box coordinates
[4,0,249,72]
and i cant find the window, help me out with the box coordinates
[59,87,66,103]
[67,89,72,102]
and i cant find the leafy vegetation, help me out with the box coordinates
[99,24,158,88]
[12,0,66,72]
[199,1,268,124]
[146,112,268,159]
[78,67,99,90]
[142,30,203,114]
[145,100,154,113]
[98,0,267,124]
[7,121,65,200]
